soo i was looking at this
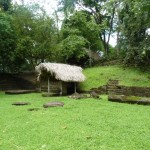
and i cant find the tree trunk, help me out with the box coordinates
[116,31,120,56]
[106,5,116,56]
[60,81,62,95]
[89,45,92,67]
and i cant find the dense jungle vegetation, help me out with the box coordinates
[0,0,150,72]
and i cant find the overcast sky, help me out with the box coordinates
[12,0,58,15]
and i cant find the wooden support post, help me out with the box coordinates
[74,82,77,93]
[60,81,62,96]
[48,77,50,94]
[40,82,41,92]
[39,76,41,92]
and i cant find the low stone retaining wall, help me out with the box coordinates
[5,90,38,94]
[91,80,150,97]
[108,95,150,105]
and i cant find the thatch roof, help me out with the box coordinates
[35,63,86,82]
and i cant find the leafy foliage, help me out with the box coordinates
[0,12,18,72]
[12,5,58,68]
[58,0,118,56]
[0,0,150,72]
[59,11,102,66]
[58,0,150,66]
[0,3,59,72]
[117,0,150,66]
[59,34,87,64]
[58,0,77,16]
[0,0,11,11]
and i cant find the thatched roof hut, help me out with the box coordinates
[35,63,86,95]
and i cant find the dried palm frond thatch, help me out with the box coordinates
[35,63,86,82]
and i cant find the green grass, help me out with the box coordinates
[80,65,150,90]
[0,92,150,150]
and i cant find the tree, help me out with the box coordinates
[0,12,17,72]
[12,4,59,69]
[117,0,150,66]
[59,11,102,66]
[58,0,77,17]
[58,0,150,66]
[0,0,11,11]
[59,34,87,65]
[58,0,118,56]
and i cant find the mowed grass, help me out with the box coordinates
[0,92,150,150]
[80,65,150,90]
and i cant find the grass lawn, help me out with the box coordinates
[0,92,150,150]
[80,65,150,90]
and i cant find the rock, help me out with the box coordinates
[68,92,81,99]
[108,95,124,102]
[28,108,41,111]
[68,92,88,99]
[43,101,64,108]
[90,91,100,99]
[42,93,59,97]
[137,99,150,105]
[12,102,31,106]
[5,90,36,94]
[108,95,150,105]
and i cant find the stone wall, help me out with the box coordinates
[123,86,150,97]
[93,80,150,97]
[0,73,36,91]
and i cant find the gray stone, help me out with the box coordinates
[28,108,41,111]
[12,102,31,106]
[6,90,36,94]
[68,92,89,99]
[43,101,64,108]
[90,91,99,99]
[108,95,150,105]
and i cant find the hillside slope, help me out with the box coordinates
[80,66,150,91]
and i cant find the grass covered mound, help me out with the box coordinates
[80,65,150,91]
[0,92,150,149]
